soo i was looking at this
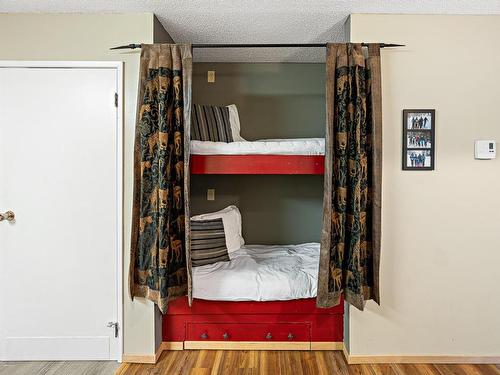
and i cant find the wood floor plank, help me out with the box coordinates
[284,350,305,375]
[209,350,224,375]
[413,364,442,375]
[261,350,282,375]
[330,351,353,374]
[369,363,395,375]
[237,350,257,369]
[301,350,321,375]
[345,363,365,375]
[458,364,489,375]
[474,365,500,375]
[314,351,334,375]
[193,350,216,370]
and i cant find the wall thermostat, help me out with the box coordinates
[475,140,496,159]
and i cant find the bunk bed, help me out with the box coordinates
[149,51,344,348]
[163,106,342,349]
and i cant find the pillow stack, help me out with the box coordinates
[192,104,245,142]
[190,205,245,267]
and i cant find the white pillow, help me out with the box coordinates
[227,104,246,142]
[191,205,245,255]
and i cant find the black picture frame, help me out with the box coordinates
[402,109,435,171]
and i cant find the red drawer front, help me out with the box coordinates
[187,322,310,342]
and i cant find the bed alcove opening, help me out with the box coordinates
[160,59,343,351]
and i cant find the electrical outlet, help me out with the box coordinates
[207,188,215,201]
[207,70,215,83]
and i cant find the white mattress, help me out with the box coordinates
[190,138,325,155]
[192,243,319,301]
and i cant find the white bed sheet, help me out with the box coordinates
[192,243,319,301]
[190,138,325,155]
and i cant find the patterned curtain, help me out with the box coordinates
[317,43,382,311]
[130,44,192,314]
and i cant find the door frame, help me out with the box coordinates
[0,60,124,362]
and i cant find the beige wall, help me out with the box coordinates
[0,13,159,356]
[348,14,500,356]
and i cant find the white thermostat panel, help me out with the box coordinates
[475,140,496,159]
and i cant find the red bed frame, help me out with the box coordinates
[191,154,325,175]
[163,297,343,349]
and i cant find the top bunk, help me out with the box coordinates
[190,63,325,175]
[190,63,326,175]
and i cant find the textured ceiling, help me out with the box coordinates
[2,0,500,62]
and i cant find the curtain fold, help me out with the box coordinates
[130,44,192,314]
[317,43,382,311]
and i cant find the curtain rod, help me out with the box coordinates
[110,43,405,50]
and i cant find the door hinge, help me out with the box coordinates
[107,321,119,338]
[114,93,118,108]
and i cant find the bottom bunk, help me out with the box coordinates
[163,297,344,350]
[163,225,343,350]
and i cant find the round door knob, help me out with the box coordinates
[0,211,15,222]
[288,333,294,341]
[222,332,230,340]
[200,332,208,339]
[265,332,272,340]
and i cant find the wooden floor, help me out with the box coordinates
[0,360,119,375]
[117,350,500,375]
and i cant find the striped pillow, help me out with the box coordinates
[192,104,234,142]
[190,218,230,267]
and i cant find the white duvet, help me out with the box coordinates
[192,243,320,301]
[190,138,325,155]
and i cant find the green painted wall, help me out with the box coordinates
[191,63,325,244]
[193,63,325,139]
[191,175,324,245]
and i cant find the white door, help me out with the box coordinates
[0,62,122,361]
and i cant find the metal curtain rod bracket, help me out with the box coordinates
[110,43,142,50]
[110,43,405,50]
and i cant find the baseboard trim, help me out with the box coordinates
[154,343,163,362]
[160,341,184,351]
[121,353,156,364]
[184,341,310,351]
[346,354,500,364]
[310,342,344,351]
[341,343,500,364]
[342,342,349,360]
